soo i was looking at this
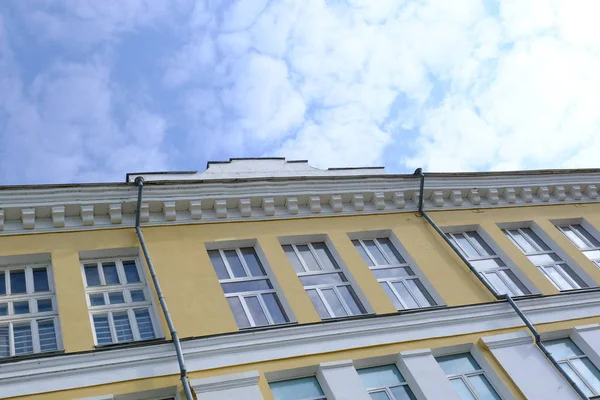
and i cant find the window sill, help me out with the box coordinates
[94,337,167,351]
[0,349,65,365]
[239,321,299,333]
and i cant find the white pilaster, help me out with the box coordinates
[482,331,579,400]
[572,324,600,370]
[191,370,263,400]
[396,349,459,400]
[317,360,370,400]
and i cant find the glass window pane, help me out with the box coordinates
[378,238,405,264]
[0,303,7,316]
[10,270,26,294]
[227,297,251,329]
[507,230,537,253]
[453,234,480,258]
[560,362,594,397]
[381,282,404,309]
[241,248,266,277]
[89,293,105,306]
[93,314,113,344]
[130,289,146,302]
[468,375,501,400]
[365,240,388,265]
[322,288,348,317]
[437,353,480,375]
[108,292,125,304]
[390,386,417,400]
[405,279,435,307]
[102,263,120,285]
[562,227,590,249]
[499,270,530,295]
[84,265,101,286]
[0,272,5,295]
[369,391,391,400]
[584,249,600,261]
[338,285,365,315]
[528,253,561,266]
[209,250,229,280]
[574,225,600,247]
[221,279,272,294]
[354,240,374,266]
[571,358,600,394]
[358,365,405,388]
[521,228,551,251]
[33,268,49,292]
[0,326,8,357]
[392,281,418,308]
[543,266,575,290]
[471,259,506,272]
[38,319,58,352]
[270,377,325,400]
[13,324,33,355]
[113,312,134,342]
[37,299,53,312]
[450,378,477,400]
[300,272,346,286]
[225,250,247,278]
[134,308,156,340]
[307,289,330,319]
[245,296,269,326]
[545,339,584,359]
[14,301,30,314]
[283,245,305,273]
[485,272,511,296]
[372,267,414,279]
[123,261,141,283]
[559,264,588,288]
[466,232,496,256]
[262,293,287,324]
[297,245,321,271]
[312,243,339,271]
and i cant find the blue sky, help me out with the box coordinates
[1,0,600,184]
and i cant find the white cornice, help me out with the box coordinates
[1,173,600,235]
[1,291,600,398]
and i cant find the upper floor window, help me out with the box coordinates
[270,376,327,400]
[558,224,600,267]
[353,237,436,310]
[504,227,588,291]
[357,364,417,400]
[283,242,366,319]
[545,338,600,397]
[0,265,59,357]
[436,353,501,400]
[208,247,288,329]
[82,258,159,345]
[447,231,530,297]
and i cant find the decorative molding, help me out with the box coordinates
[503,188,516,203]
[486,189,499,205]
[0,210,3,231]
[190,200,202,220]
[239,199,252,217]
[480,331,533,349]
[329,195,343,212]
[286,197,299,215]
[586,184,598,199]
[139,202,150,223]
[318,360,355,370]
[537,186,550,202]
[352,194,365,211]
[163,201,176,222]
[309,196,321,214]
[432,191,444,207]
[21,208,35,230]
[468,189,481,205]
[373,192,386,210]
[520,187,533,203]
[553,186,566,201]
[190,370,260,393]
[81,205,94,226]
[51,206,65,228]
[570,185,583,200]
[392,192,405,209]
[451,190,463,206]
[262,198,275,216]
[109,204,122,224]
[399,348,433,358]
[3,291,600,398]
[214,200,227,219]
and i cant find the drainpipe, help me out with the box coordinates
[413,168,589,400]
[135,177,194,400]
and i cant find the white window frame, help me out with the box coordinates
[206,244,291,328]
[80,257,162,346]
[356,363,416,399]
[0,262,62,358]
[350,232,441,310]
[267,366,328,400]
[557,222,600,268]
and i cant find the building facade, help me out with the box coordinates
[2,159,600,399]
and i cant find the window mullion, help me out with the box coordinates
[316,288,336,318]
[31,319,40,353]
[236,248,253,277]
[107,311,118,343]
[570,225,594,249]
[115,260,127,286]
[128,308,141,341]
[402,278,425,307]
[98,262,107,286]
[555,266,579,288]
[292,245,310,273]
[239,296,256,327]
[332,285,353,315]
[461,374,481,400]
[374,238,394,265]
[256,293,275,325]
[463,233,486,258]
[360,240,380,267]
[566,359,596,394]
[519,228,543,253]
[307,243,325,271]
[387,280,409,309]
[9,322,14,356]
[219,249,235,280]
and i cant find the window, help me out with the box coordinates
[545,338,600,397]
[447,231,529,297]
[357,365,416,400]
[82,258,159,345]
[504,227,587,291]
[0,265,59,357]
[436,353,501,400]
[353,238,436,310]
[270,376,327,400]
[558,224,600,267]
[283,242,366,319]
[208,247,288,329]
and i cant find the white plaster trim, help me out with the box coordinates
[3,291,600,397]
[481,331,533,349]
[318,360,355,370]
[574,323,600,333]
[398,348,432,358]
[190,370,260,393]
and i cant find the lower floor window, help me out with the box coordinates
[436,353,500,400]
[92,308,156,345]
[0,318,58,357]
[545,338,600,397]
[357,365,417,400]
[270,376,327,400]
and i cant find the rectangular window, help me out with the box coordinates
[353,237,436,310]
[436,353,501,400]
[270,376,327,400]
[357,364,417,400]
[545,338,600,397]
[447,231,530,297]
[82,258,159,345]
[558,224,600,268]
[208,247,288,329]
[283,242,366,319]
[0,265,59,357]
[504,227,587,291]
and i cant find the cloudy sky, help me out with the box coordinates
[0,0,599,184]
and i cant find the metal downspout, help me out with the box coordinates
[413,168,589,400]
[134,177,194,400]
